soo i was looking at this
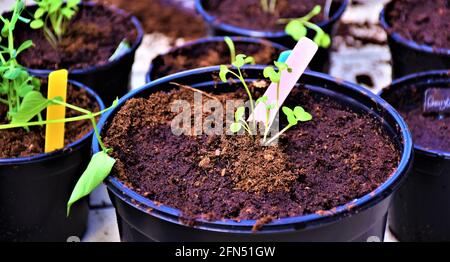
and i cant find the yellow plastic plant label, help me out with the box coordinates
[45,69,68,153]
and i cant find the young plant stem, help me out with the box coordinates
[264,123,293,145]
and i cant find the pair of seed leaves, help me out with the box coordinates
[284,5,331,48]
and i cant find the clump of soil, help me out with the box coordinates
[96,0,207,40]
[14,4,138,70]
[386,85,450,152]
[0,82,100,158]
[387,0,450,49]
[151,40,284,79]
[206,0,342,31]
[103,82,401,224]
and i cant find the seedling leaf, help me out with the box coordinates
[30,19,44,29]
[230,122,242,133]
[235,106,245,122]
[10,91,52,124]
[67,151,116,216]
[285,20,307,41]
[219,65,230,82]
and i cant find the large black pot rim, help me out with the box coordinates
[0,79,105,165]
[146,36,288,83]
[20,2,144,76]
[94,65,412,232]
[195,0,349,38]
[378,69,450,160]
[379,2,450,56]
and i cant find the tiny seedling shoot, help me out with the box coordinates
[220,54,312,146]
[279,5,331,48]
[260,0,277,13]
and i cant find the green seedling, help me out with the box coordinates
[260,0,277,13]
[279,5,331,48]
[224,36,236,64]
[264,106,312,145]
[223,55,312,145]
[30,0,81,48]
[1,0,40,123]
[1,1,117,217]
[219,53,256,129]
[263,61,292,109]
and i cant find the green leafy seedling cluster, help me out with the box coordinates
[221,55,313,146]
[281,5,331,48]
[1,1,116,217]
[0,93,119,216]
[260,0,277,13]
[1,0,40,123]
[30,0,80,48]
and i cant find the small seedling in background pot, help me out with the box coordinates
[279,5,331,48]
[260,0,277,13]
[30,0,80,48]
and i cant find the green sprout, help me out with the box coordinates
[263,61,292,109]
[264,106,312,145]
[260,0,277,13]
[222,55,313,145]
[29,0,81,48]
[224,36,236,64]
[219,53,256,129]
[279,5,331,48]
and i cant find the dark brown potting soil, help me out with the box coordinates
[152,41,283,79]
[96,0,207,40]
[0,83,99,158]
[207,0,341,31]
[14,4,138,70]
[392,86,450,152]
[387,0,450,49]
[104,82,401,225]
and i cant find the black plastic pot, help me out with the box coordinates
[379,70,450,241]
[0,79,105,242]
[147,36,288,82]
[195,0,348,73]
[380,2,450,79]
[2,2,144,105]
[93,66,412,242]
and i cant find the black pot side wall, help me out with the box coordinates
[195,0,348,73]
[380,2,450,79]
[0,147,90,242]
[0,79,104,242]
[380,71,450,241]
[95,66,412,242]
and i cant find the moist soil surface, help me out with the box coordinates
[206,0,341,31]
[104,82,401,226]
[387,0,450,49]
[14,4,138,70]
[0,82,99,158]
[388,85,450,152]
[152,41,284,79]
[96,0,207,40]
